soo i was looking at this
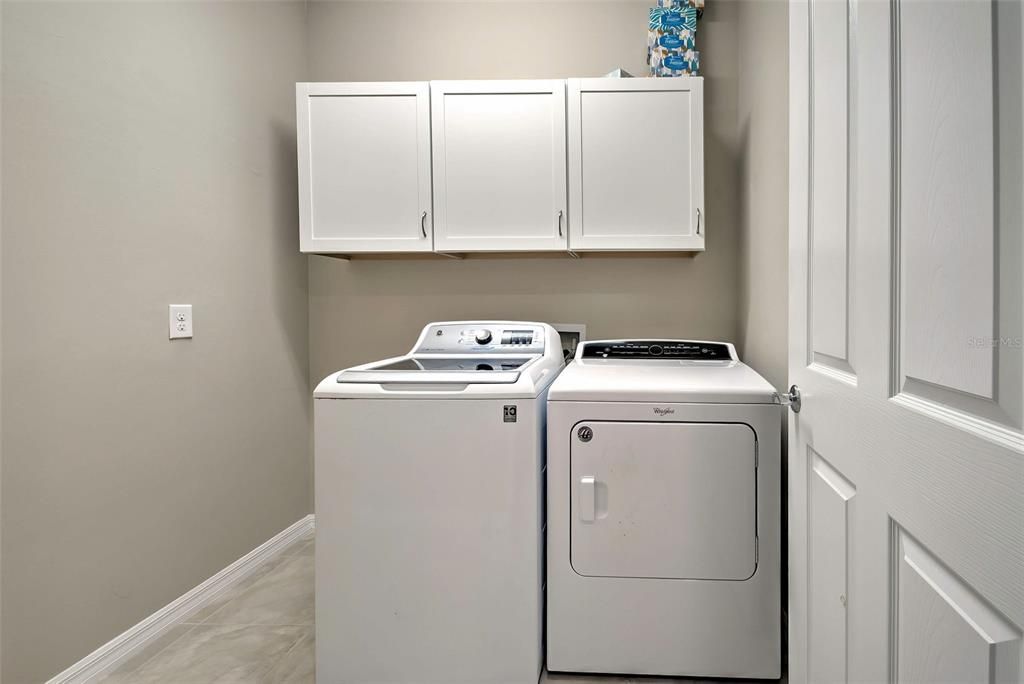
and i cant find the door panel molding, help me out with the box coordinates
[811,448,856,500]
[810,355,857,386]
[808,448,856,684]
[890,523,1023,683]
[894,379,1023,452]
[890,0,1024,440]
[807,0,858,382]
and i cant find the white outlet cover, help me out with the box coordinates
[169,304,193,340]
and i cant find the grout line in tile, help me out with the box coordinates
[278,630,312,660]
[255,626,310,682]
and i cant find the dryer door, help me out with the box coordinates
[570,421,757,580]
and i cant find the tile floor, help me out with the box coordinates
[100,530,781,683]
[99,531,315,684]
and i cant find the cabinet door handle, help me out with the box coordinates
[557,209,564,238]
[696,208,702,236]
[420,211,428,238]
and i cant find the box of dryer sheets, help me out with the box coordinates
[648,6,700,76]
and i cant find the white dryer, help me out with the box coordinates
[314,321,564,684]
[546,339,780,679]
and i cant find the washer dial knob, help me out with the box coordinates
[475,330,493,345]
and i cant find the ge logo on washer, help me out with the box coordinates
[577,426,593,442]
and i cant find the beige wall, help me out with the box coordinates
[0,0,4,672]
[0,2,791,680]
[1,3,311,681]
[306,0,744,381]
[735,0,789,615]
[736,0,789,390]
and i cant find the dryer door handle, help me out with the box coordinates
[579,476,596,523]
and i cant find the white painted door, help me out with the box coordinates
[430,80,568,252]
[296,82,433,253]
[789,1,1024,683]
[567,78,705,251]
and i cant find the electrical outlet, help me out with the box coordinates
[169,304,193,340]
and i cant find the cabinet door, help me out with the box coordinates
[567,77,705,251]
[297,82,433,253]
[430,81,568,252]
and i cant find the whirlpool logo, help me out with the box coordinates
[653,407,676,416]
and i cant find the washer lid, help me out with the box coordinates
[549,340,777,404]
[315,321,566,399]
[335,355,536,385]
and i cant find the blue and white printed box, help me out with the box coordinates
[648,35,698,74]
[648,26,696,56]
[651,5,700,76]
[649,5,698,32]
[654,49,700,77]
[657,0,705,10]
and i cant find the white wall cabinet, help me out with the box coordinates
[430,80,568,252]
[296,82,433,253]
[567,77,705,251]
[297,78,704,255]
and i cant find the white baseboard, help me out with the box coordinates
[46,514,315,684]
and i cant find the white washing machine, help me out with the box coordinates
[546,339,781,679]
[314,321,564,684]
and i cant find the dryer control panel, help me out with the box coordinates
[581,340,734,360]
[414,323,546,355]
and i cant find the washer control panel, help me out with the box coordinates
[581,340,734,360]
[415,323,545,354]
